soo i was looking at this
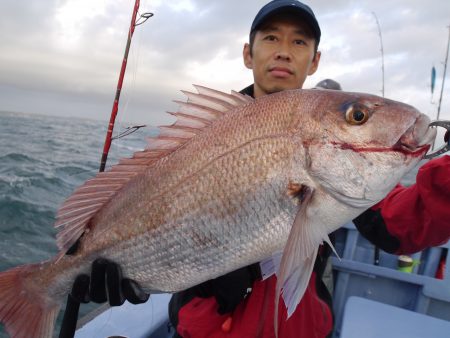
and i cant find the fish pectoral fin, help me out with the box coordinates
[324,235,340,260]
[278,246,318,317]
[275,187,329,326]
[259,251,282,280]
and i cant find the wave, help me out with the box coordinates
[0,152,42,166]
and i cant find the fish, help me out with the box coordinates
[0,86,436,337]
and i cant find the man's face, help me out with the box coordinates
[243,15,321,98]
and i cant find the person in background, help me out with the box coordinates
[60,1,450,337]
[314,78,342,91]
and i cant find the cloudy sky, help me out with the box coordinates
[1,0,449,132]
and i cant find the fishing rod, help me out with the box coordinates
[371,12,385,265]
[372,12,385,98]
[429,25,450,153]
[99,0,153,172]
[436,25,450,122]
[59,5,152,337]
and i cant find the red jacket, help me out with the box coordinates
[172,156,450,337]
[177,273,332,338]
[374,156,450,254]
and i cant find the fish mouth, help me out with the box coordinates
[394,115,437,156]
[394,142,432,156]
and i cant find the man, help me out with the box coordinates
[168,2,450,337]
[169,2,332,336]
[60,1,450,337]
[240,1,321,98]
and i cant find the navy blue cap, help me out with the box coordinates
[250,0,321,43]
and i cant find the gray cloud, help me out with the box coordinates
[0,0,449,128]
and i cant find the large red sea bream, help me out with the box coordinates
[0,86,436,337]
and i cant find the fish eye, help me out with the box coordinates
[345,104,370,125]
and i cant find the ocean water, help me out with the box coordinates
[0,110,424,337]
[0,111,153,337]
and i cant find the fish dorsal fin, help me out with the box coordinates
[54,86,253,253]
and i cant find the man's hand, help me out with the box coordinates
[59,258,149,338]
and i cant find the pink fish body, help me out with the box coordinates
[0,86,436,337]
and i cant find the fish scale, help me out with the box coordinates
[0,87,436,337]
[111,141,297,291]
[53,134,293,293]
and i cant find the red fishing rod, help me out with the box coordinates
[99,0,153,172]
[59,5,153,337]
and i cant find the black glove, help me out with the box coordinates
[59,258,149,338]
[210,266,259,314]
[169,263,261,332]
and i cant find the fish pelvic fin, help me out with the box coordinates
[54,86,253,254]
[274,187,331,335]
[0,263,60,338]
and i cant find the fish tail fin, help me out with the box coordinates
[0,264,60,338]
